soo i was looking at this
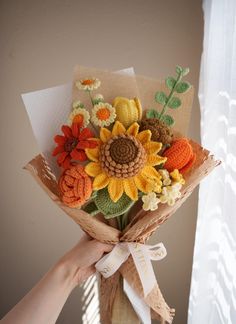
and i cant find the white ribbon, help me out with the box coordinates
[95,242,167,324]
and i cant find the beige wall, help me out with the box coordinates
[0,0,203,323]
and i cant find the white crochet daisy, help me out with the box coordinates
[68,108,90,127]
[91,102,116,127]
[75,78,101,91]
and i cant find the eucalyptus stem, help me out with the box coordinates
[159,71,183,120]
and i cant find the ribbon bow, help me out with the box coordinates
[95,242,167,324]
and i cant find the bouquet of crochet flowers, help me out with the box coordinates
[22,66,219,324]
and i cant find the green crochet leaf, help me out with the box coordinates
[90,190,98,199]
[146,109,160,119]
[161,114,175,126]
[165,77,176,90]
[175,81,191,93]
[92,98,104,105]
[167,96,181,109]
[94,188,135,219]
[155,91,167,105]
[176,65,183,74]
[182,67,190,76]
[82,201,99,216]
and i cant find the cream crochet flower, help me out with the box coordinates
[68,107,90,127]
[159,183,182,206]
[142,192,160,211]
[91,102,116,127]
[76,78,101,91]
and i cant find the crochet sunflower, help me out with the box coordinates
[85,121,167,202]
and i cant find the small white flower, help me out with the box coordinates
[76,78,101,91]
[72,100,84,109]
[159,183,182,206]
[68,108,90,127]
[159,169,171,186]
[91,102,116,127]
[142,192,160,211]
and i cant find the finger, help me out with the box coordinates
[94,241,114,253]
[102,243,114,253]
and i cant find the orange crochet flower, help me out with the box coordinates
[59,164,92,208]
[52,123,97,169]
[163,138,196,173]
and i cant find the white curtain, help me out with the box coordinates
[188,1,236,324]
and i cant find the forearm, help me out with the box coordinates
[1,237,112,324]
[1,261,76,324]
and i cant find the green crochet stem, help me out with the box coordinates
[158,69,183,120]
[116,212,129,231]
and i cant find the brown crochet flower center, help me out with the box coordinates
[64,138,78,152]
[110,137,138,164]
[99,134,147,178]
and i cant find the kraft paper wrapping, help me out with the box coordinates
[23,67,219,323]
[24,139,219,323]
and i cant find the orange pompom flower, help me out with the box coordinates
[52,123,97,169]
[59,164,93,208]
[163,138,196,173]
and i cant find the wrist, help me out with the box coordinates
[53,259,79,291]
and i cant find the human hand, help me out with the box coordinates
[56,234,113,288]
[1,234,113,324]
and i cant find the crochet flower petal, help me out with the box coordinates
[147,154,167,166]
[71,149,87,161]
[79,128,94,141]
[100,127,112,143]
[85,147,99,162]
[93,173,110,190]
[76,140,97,149]
[61,156,71,169]
[85,162,102,177]
[143,141,162,155]
[123,178,138,201]
[57,151,69,165]
[108,178,124,202]
[112,121,126,136]
[141,165,161,179]
[71,122,80,138]
[52,145,64,156]
[134,173,150,193]
[61,125,72,138]
[54,135,66,145]
[136,130,152,144]
[126,122,140,137]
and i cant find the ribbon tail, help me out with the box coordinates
[123,279,151,324]
[128,243,157,297]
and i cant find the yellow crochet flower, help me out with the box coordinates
[113,97,142,127]
[170,169,185,185]
[85,121,166,202]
